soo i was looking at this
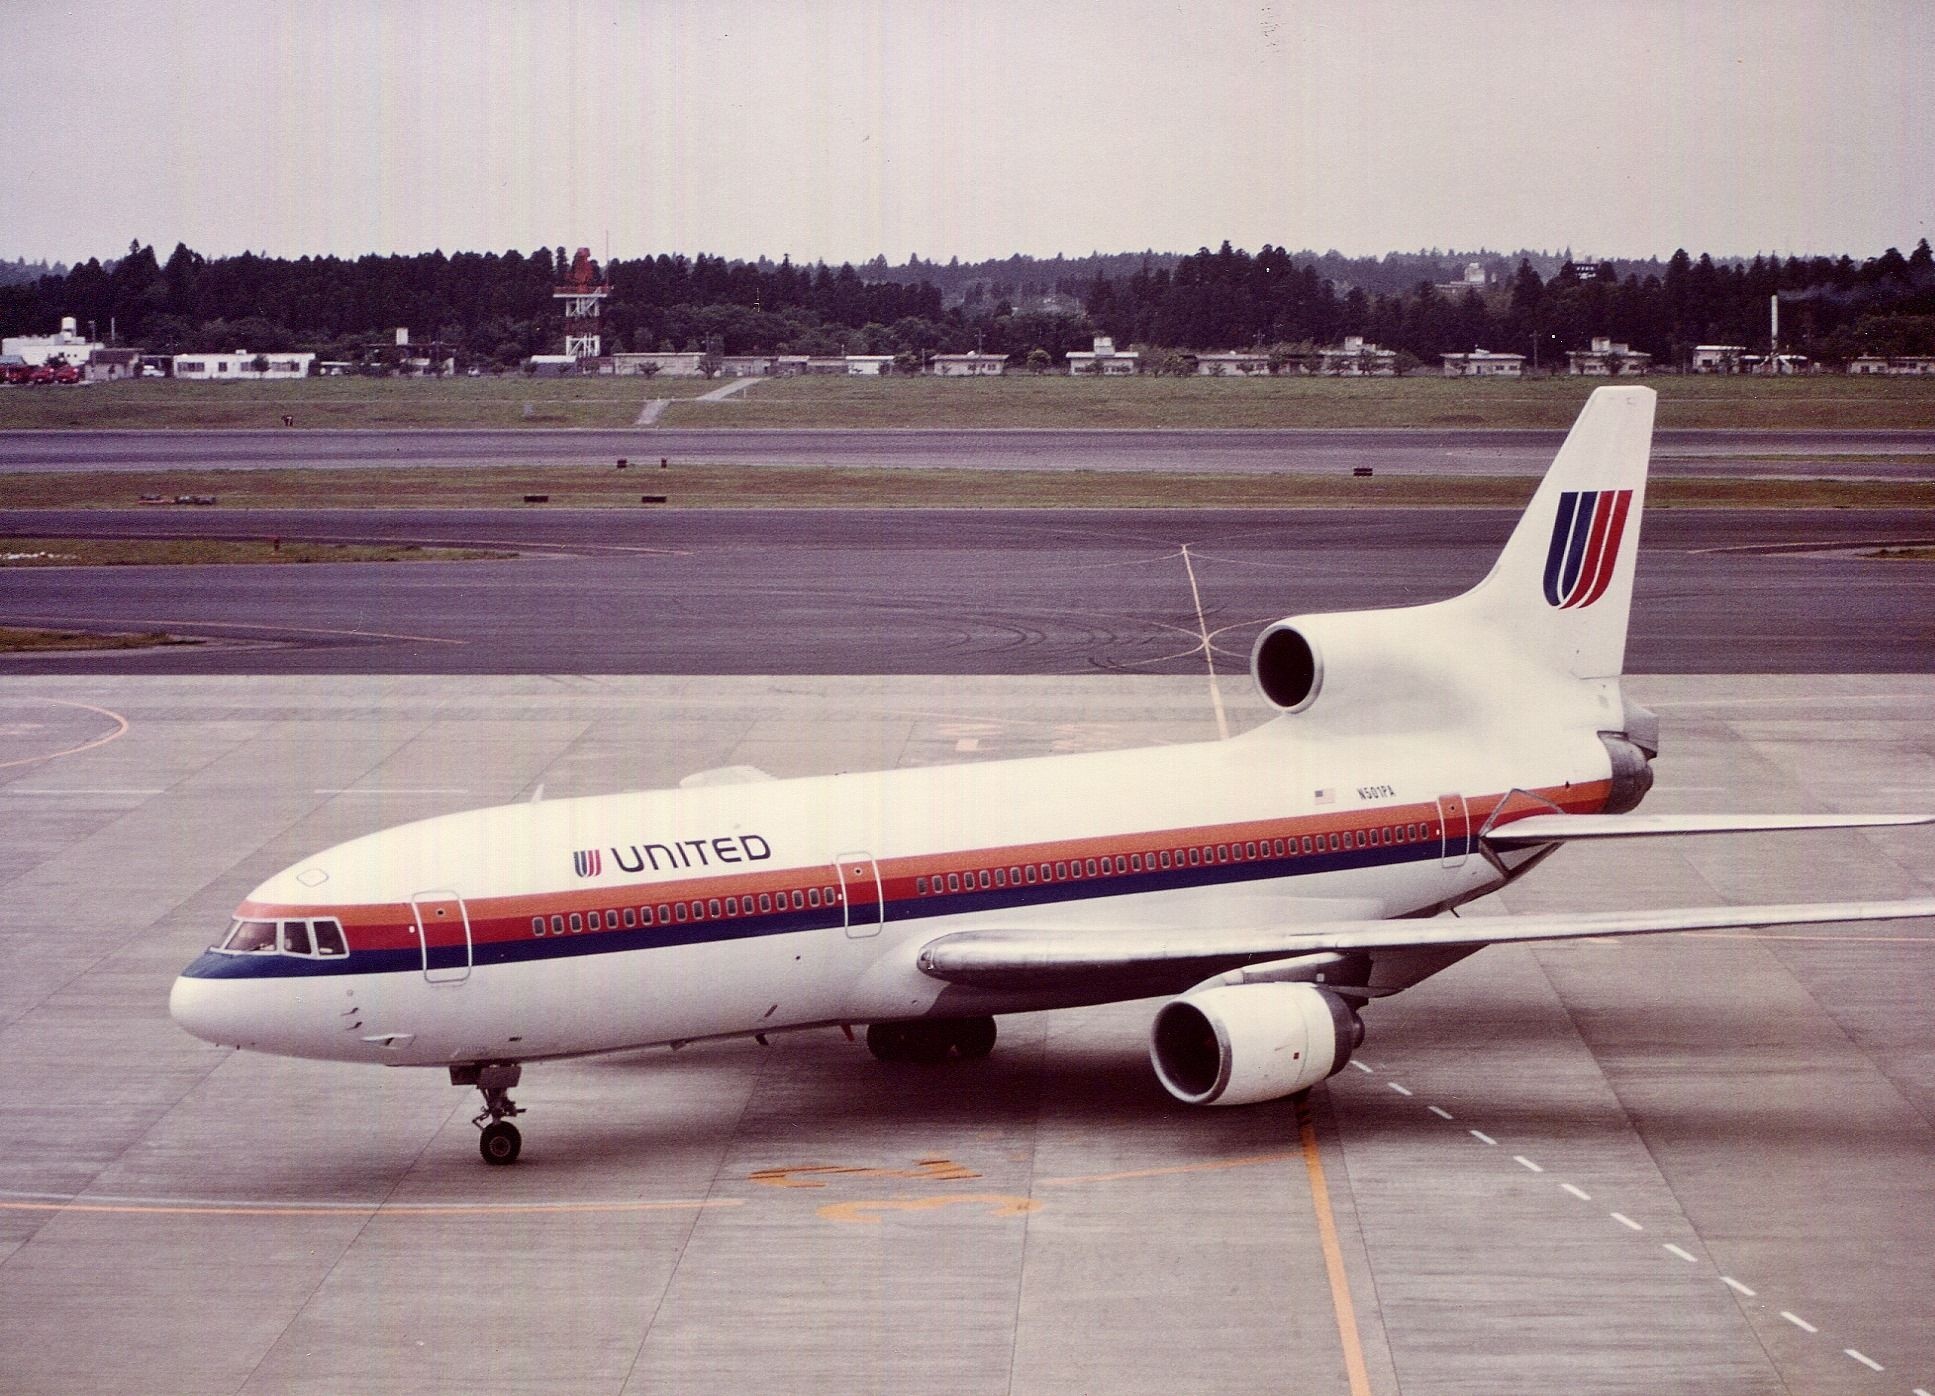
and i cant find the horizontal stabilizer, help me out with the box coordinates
[916,898,1935,988]
[1485,812,1934,848]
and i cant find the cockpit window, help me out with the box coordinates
[221,920,278,953]
[217,917,349,957]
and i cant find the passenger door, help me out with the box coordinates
[1437,794,1470,869]
[834,854,884,938]
[411,890,473,984]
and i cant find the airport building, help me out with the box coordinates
[845,355,894,376]
[171,351,316,379]
[929,350,1007,376]
[1691,344,1747,373]
[1317,336,1398,376]
[1441,348,1526,377]
[3,315,104,367]
[1567,337,1652,376]
[1195,350,1273,376]
[1848,354,1935,375]
[1064,336,1139,375]
[611,352,704,377]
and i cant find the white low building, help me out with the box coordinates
[1196,351,1272,376]
[172,351,316,379]
[1567,337,1652,376]
[846,355,894,376]
[1441,348,1525,378]
[612,352,703,377]
[1691,344,1746,373]
[1065,336,1139,376]
[1317,335,1397,376]
[929,351,1006,377]
[3,316,104,367]
[1848,354,1935,375]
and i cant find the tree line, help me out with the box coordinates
[3,237,1931,370]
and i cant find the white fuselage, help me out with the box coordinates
[170,710,1613,1068]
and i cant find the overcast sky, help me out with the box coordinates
[4,1,1930,266]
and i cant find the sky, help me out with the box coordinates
[3,0,1931,267]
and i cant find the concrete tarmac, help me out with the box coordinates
[1,674,1933,1395]
[4,508,1934,675]
[4,425,1935,476]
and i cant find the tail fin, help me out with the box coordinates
[1461,385,1655,678]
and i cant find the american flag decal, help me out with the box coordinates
[1542,488,1634,609]
[573,848,602,878]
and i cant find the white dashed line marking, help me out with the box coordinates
[1843,1349,1883,1372]
[1781,1311,1818,1334]
[1426,1106,1453,1120]
[1561,1183,1592,1202]
[1387,1082,1413,1097]
[1513,1155,1544,1174]
[1911,1386,1931,1395]
[1663,1243,1698,1263]
[1470,1130,1497,1146]
[1721,1276,1756,1297]
[1610,1212,1643,1232]
[1349,1060,1375,1074]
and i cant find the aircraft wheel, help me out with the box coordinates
[952,1016,998,1060]
[865,1022,909,1062]
[902,1021,954,1064]
[479,1120,522,1165]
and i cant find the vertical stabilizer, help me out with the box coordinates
[1462,385,1655,678]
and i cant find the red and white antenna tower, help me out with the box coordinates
[554,247,611,359]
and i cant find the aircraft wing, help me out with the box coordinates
[915,898,1935,988]
[1485,812,1933,848]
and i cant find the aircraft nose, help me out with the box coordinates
[170,972,239,1047]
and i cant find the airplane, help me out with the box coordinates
[170,385,1935,1165]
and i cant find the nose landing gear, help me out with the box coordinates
[451,1062,525,1165]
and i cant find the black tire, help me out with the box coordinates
[952,1016,998,1060]
[479,1120,522,1165]
[865,1022,909,1062]
[902,1020,953,1064]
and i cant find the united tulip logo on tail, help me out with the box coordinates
[573,849,602,878]
[1542,489,1633,609]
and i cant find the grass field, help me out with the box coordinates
[7,465,1933,512]
[0,538,514,566]
[0,377,715,430]
[5,374,1935,431]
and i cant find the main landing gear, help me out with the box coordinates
[865,1016,997,1064]
[452,1062,525,1165]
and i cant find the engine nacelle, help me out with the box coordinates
[1149,982,1364,1107]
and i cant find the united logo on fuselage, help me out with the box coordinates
[573,849,602,878]
[1542,488,1633,609]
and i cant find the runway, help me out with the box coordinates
[4,507,1933,674]
[4,425,1935,476]
[1,673,1932,1395]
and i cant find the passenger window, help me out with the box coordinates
[1050,861,1063,879]
[1038,863,1051,881]
[623,907,636,928]
[979,870,991,889]
[791,890,804,909]
[808,888,821,907]
[655,905,669,923]
[531,917,545,937]
[726,897,738,915]
[827,886,839,903]
[1083,859,1096,877]
[605,910,619,929]
[1245,842,1257,859]
[946,873,960,892]
[313,920,347,956]
[917,876,928,894]
[994,868,1007,887]
[1130,854,1142,871]
[551,914,564,934]
[1301,836,1313,853]
[1216,845,1228,863]
[1160,851,1172,869]
[1025,865,1038,884]
[1009,866,1021,883]
[569,913,583,932]
[675,903,689,922]
[709,899,722,918]
[759,894,772,913]
[1328,833,1340,851]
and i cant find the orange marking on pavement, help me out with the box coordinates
[816,1193,1040,1225]
[1299,1099,1374,1396]
[0,699,130,771]
[749,1157,981,1189]
[1040,1150,1303,1186]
